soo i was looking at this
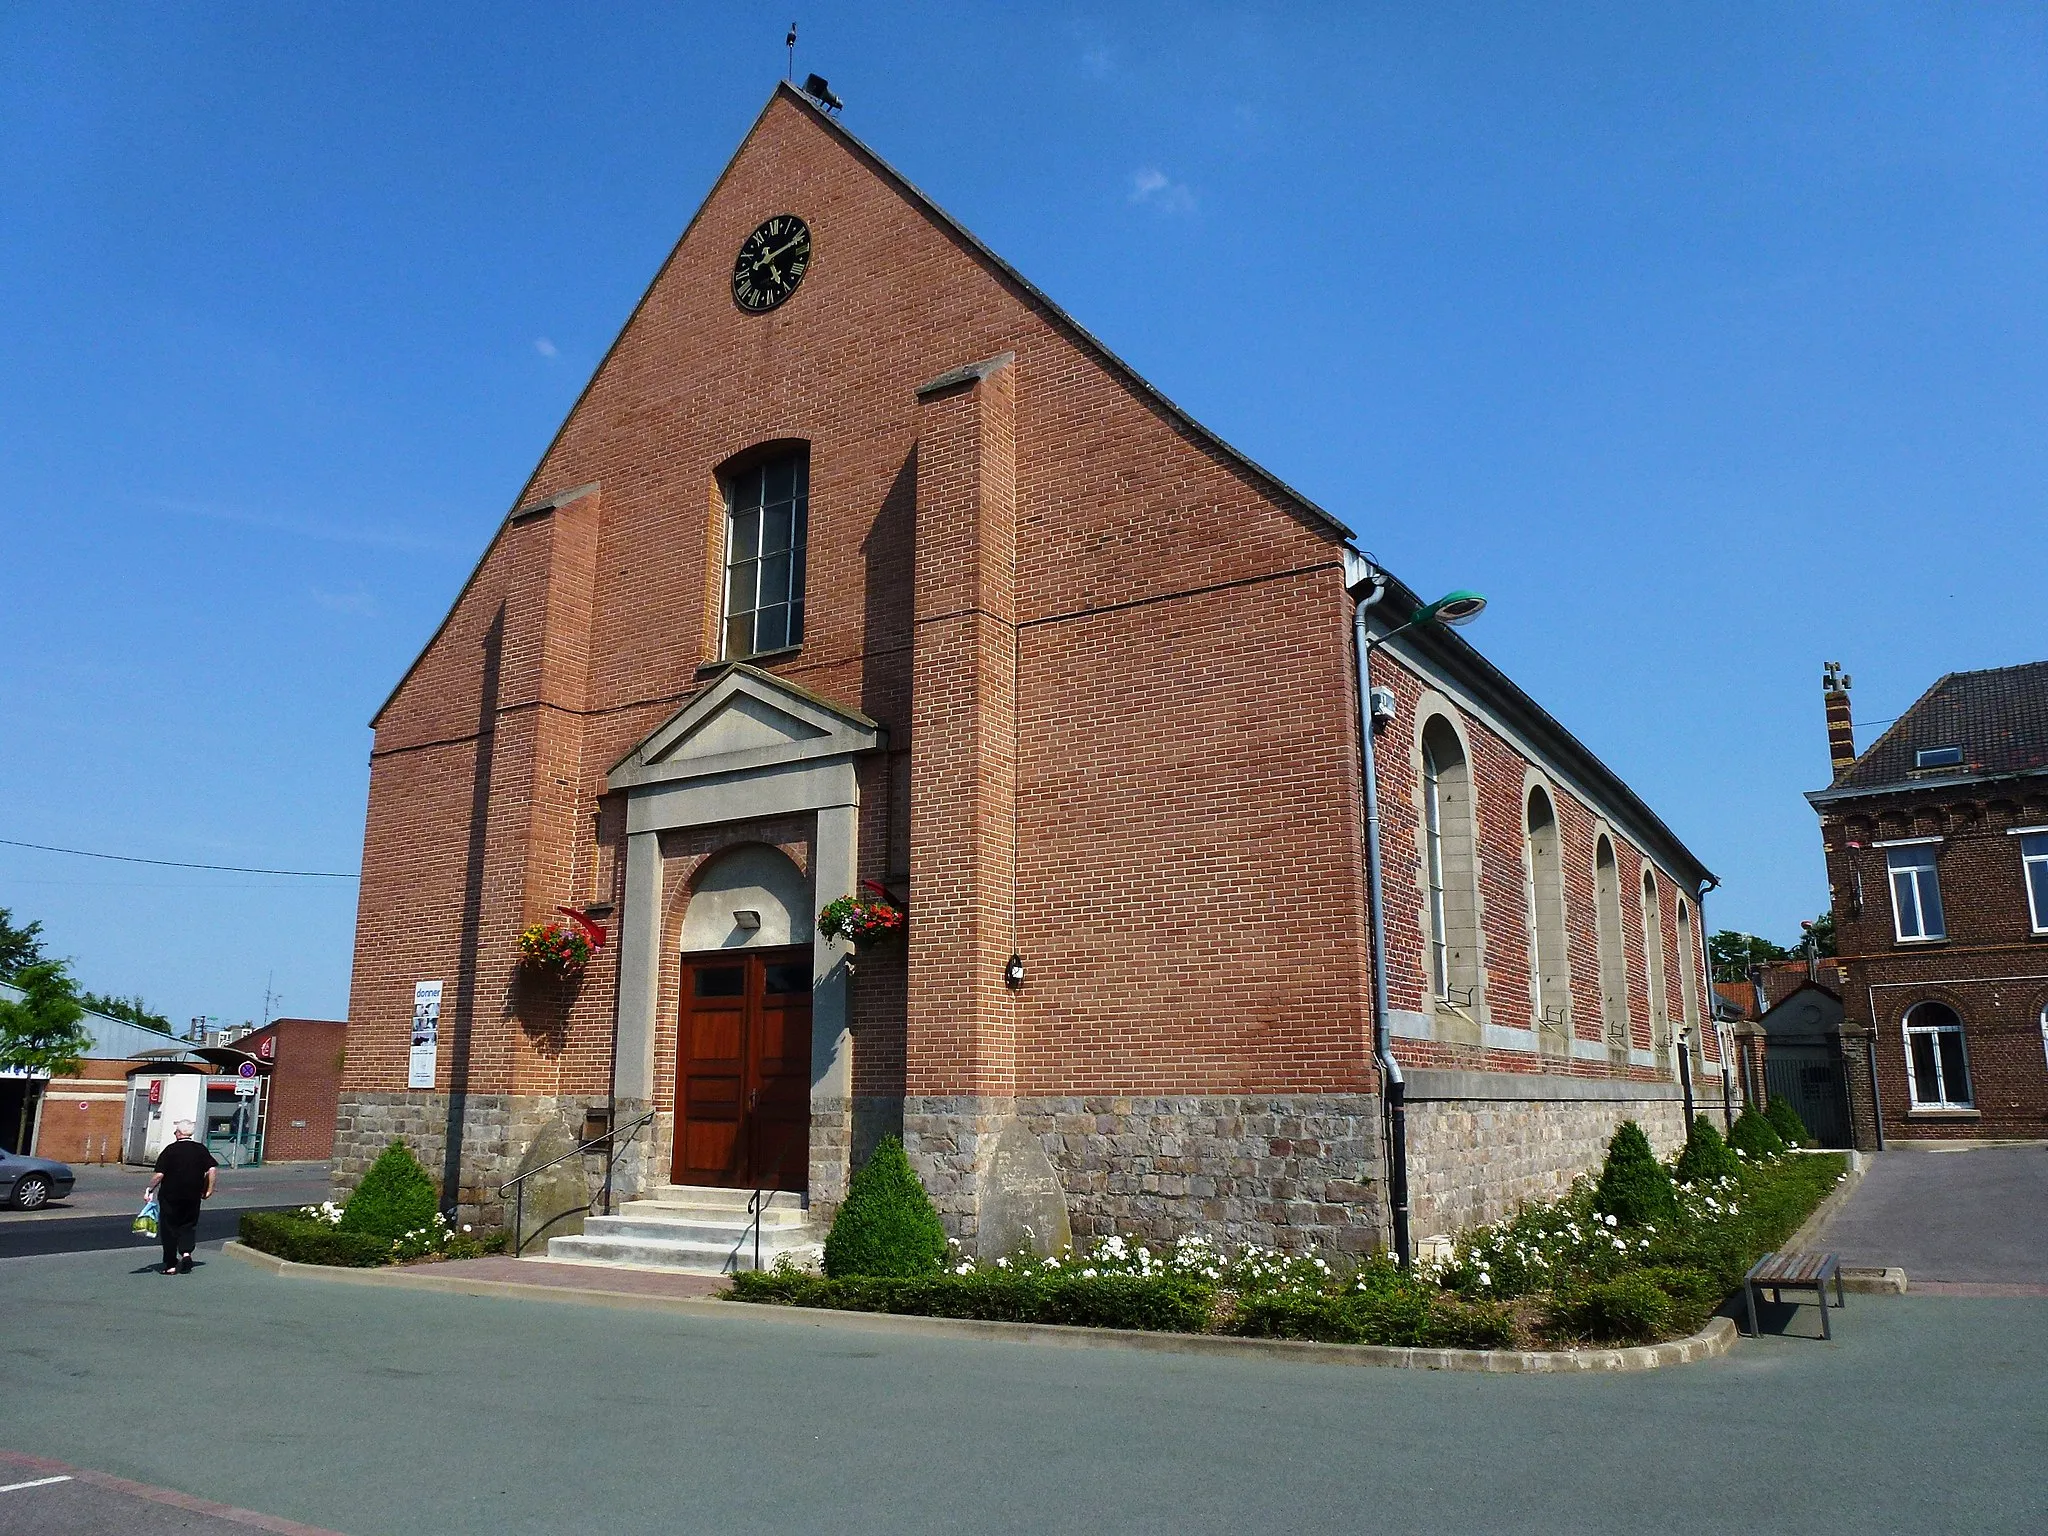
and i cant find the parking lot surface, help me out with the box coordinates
[2,1242,2044,1535]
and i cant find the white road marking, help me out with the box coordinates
[0,1475,73,1493]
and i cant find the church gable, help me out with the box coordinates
[608,663,882,791]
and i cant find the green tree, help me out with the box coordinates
[1708,930,1789,983]
[1802,912,1836,959]
[0,907,48,980]
[823,1136,949,1278]
[78,991,173,1034]
[0,961,93,1150]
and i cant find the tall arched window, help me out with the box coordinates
[1595,835,1628,1055]
[1420,716,1481,1019]
[720,447,810,660]
[1642,868,1670,1072]
[1526,786,1570,1054]
[1903,1001,1973,1108]
[1676,896,1703,1070]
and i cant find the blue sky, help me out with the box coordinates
[2,4,2043,1027]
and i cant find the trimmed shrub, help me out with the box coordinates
[1764,1096,1813,1148]
[1555,1271,1672,1344]
[822,1136,948,1278]
[1673,1115,1741,1185]
[1593,1120,1677,1226]
[1230,1273,1515,1350]
[1638,1264,1723,1336]
[339,1140,440,1241]
[240,1211,391,1268]
[730,1268,1214,1333]
[1727,1107,1786,1159]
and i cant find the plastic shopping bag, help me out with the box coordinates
[133,1197,159,1238]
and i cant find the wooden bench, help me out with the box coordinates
[1744,1251,1845,1339]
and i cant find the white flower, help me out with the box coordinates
[995,1256,1009,1269]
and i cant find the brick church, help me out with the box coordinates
[336,81,1724,1263]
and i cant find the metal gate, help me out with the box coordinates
[1763,1037,1851,1148]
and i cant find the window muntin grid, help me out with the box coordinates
[1903,1002,1972,1109]
[722,453,808,660]
[2022,833,2048,934]
[1886,845,1946,942]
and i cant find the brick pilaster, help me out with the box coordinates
[907,354,1019,1101]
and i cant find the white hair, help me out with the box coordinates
[172,1120,196,1136]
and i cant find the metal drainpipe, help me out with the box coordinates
[1351,574,1411,1266]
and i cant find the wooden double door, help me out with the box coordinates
[673,948,812,1192]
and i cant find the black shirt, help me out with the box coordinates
[154,1141,217,1211]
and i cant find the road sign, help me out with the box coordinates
[237,1061,257,1079]
[234,1079,258,1097]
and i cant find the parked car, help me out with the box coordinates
[0,1149,75,1210]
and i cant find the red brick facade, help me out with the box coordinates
[1813,667,2048,1144]
[339,84,1715,1246]
[233,1018,348,1163]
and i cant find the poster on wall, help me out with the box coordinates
[408,981,443,1089]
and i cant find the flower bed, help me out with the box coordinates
[729,1142,1845,1349]
[238,1203,511,1268]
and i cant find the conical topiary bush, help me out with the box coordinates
[1593,1119,1678,1226]
[1673,1115,1741,1185]
[1763,1095,1812,1148]
[1727,1105,1786,1159]
[823,1136,948,1278]
[339,1139,440,1241]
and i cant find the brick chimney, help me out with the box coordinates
[1823,661,1855,779]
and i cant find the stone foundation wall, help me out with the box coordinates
[904,1093,1391,1256]
[333,1090,618,1227]
[1404,1069,1690,1241]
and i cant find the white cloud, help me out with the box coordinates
[534,337,558,358]
[1129,168,1195,215]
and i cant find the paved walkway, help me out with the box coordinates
[3,1242,2044,1535]
[1817,1146,2048,1286]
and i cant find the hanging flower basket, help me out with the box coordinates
[818,882,905,947]
[517,920,592,980]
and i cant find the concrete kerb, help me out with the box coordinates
[1779,1151,1911,1294]
[220,1241,1737,1374]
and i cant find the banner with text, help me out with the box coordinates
[408,980,443,1089]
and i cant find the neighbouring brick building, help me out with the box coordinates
[232,1018,348,1162]
[337,81,1724,1258]
[1809,659,2048,1146]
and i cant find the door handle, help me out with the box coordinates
[748,1090,758,1111]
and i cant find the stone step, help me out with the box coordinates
[639,1183,809,1213]
[615,1198,810,1228]
[584,1212,814,1247]
[544,1229,822,1275]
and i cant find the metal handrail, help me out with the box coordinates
[727,1141,796,1275]
[499,1108,657,1257]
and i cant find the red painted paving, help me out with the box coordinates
[0,1449,350,1535]
[421,1254,726,1299]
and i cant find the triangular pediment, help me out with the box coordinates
[608,664,882,792]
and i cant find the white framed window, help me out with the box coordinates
[2022,833,2048,934]
[721,450,809,660]
[1903,1002,1972,1109]
[1887,845,1946,942]
[1915,745,1963,769]
[1423,737,1449,999]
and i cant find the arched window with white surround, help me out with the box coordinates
[719,445,810,661]
[1676,895,1703,1070]
[1525,786,1570,1055]
[1903,1001,1972,1109]
[1641,868,1671,1072]
[1594,835,1629,1056]
[1420,715,1482,1024]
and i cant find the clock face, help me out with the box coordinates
[732,215,812,313]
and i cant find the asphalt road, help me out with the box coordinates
[0,1458,346,1536]
[0,1161,332,1223]
[0,1205,298,1260]
[1818,1145,2048,1282]
[2,1243,2043,1536]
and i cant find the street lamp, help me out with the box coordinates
[1349,572,1487,1267]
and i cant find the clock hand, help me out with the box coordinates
[756,234,807,268]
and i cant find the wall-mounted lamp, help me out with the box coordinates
[734,910,761,931]
[1004,952,1026,990]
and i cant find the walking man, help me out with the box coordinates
[146,1120,216,1275]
